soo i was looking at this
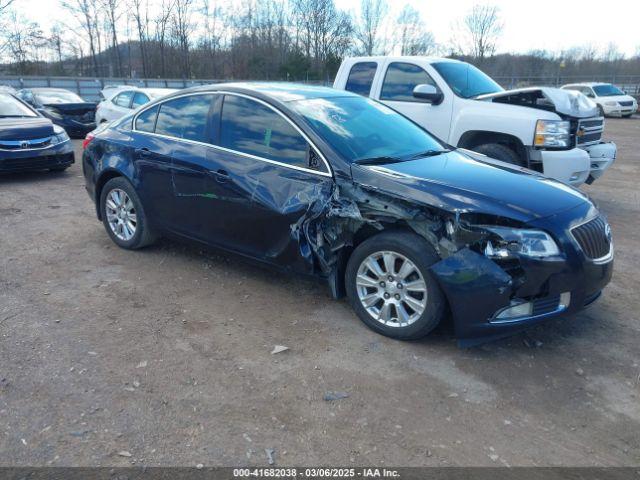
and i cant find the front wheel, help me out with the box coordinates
[473,143,524,167]
[345,231,446,340]
[99,177,156,249]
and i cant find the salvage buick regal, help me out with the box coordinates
[82,83,613,345]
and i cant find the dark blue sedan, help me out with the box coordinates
[0,92,74,173]
[82,83,613,345]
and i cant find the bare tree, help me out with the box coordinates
[100,0,124,76]
[129,0,151,77]
[355,0,386,56]
[457,4,502,61]
[395,5,436,56]
[155,0,174,77]
[2,11,44,74]
[62,0,104,76]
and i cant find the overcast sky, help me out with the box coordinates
[16,0,640,57]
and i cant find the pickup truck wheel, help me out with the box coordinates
[473,143,524,167]
[345,231,445,340]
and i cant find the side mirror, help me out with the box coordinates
[413,84,444,105]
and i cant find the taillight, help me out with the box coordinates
[82,134,94,150]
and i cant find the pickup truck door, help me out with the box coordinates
[372,60,454,144]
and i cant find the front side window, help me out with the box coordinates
[432,62,503,99]
[132,92,150,108]
[345,62,377,97]
[135,105,159,132]
[220,95,311,170]
[380,62,438,102]
[290,96,445,163]
[155,94,214,143]
[114,91,134,108]
[0,93,37,117]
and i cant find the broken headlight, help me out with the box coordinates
[534,120,570,148]
[483,227,560,259]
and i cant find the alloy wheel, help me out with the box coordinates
[105,188,137,241]
[355,251,428,327]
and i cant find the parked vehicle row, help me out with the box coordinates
[82,83,613,345]
[0,92,74,173]
[334,57,618,186]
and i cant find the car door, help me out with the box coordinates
[129,103,176,229]
[205,93,333,272]
[153,93,236,240]
[375,61,453,142]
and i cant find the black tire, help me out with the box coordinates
[473,143,524,166]
[597,105,605,117]
[622,113,633,118]
[49,166,68,172]
[345,231,446,340]
[99,176,157,249]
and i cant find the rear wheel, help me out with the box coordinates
[99,177,156,249]
[345,231,445,340]
[473,143,524,167]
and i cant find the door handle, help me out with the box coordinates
[135,147,152,157]
[213,169,229,183]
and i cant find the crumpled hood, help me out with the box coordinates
[0,117,54,140]
[477,87,599,118]
[350,150,589,223]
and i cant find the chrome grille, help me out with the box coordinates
[0,136,52,151]
[571,216,611,260]
[576,117,604,146]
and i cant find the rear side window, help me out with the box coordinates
[135,105,158,132]
[380,62,437,102]
[113,91,133,108]
[345,62,377,97]
[132,92,150,109]
[220,95,310,169]
[155,94,214,143]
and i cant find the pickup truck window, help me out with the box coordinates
[432,62,503,99]
[345,62,377,97]
[380,62,437,102]
[289,95,444,163]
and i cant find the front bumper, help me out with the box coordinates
[602,104,637,117]
[582,141,616,183]
[430,202,613,346]
[0,140,75,173]
[536,147,590,186]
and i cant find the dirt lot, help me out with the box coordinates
[1,118,639,467]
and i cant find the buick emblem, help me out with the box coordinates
[604,223,612,242]
[20,141,29,149]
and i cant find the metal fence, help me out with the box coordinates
[0,76,224,102]
[2,74,640,101]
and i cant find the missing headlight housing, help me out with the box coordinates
[483,227,560,259]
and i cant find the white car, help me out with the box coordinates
[95,87,177,124]
[562,82,638,118]
[334,56,617,185]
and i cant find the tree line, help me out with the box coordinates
[0,0,639,82]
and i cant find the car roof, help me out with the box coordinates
[177,82,359,103]
[563,82,610,87]
[342,55,463,65]
[28,88,78,93]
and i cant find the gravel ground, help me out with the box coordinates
[0,118,639,467]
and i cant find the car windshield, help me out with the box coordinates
[593,84,625,97]
[0,93,37,117]
[289,95,447,163]
[432,62,503,99]
[35,90,84,104]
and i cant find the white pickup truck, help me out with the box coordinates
[333,56,616,186]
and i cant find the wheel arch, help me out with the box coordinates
[94,169,126,220]
[457,130,528,163]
